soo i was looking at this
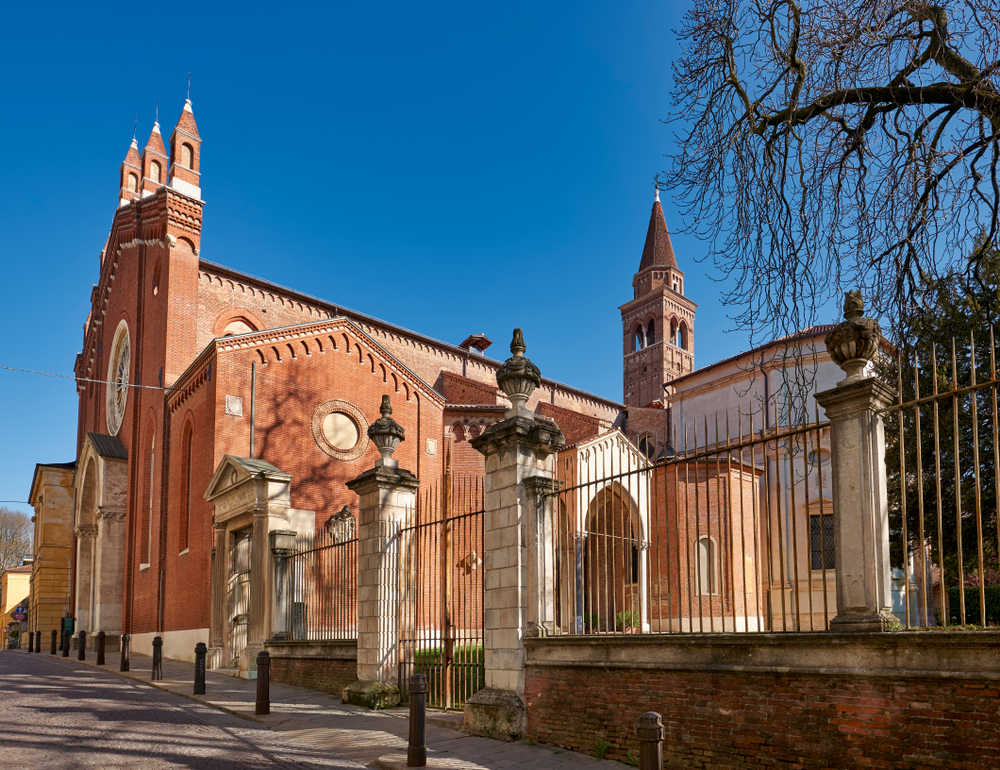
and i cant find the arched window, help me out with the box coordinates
[633,325,645,352]
[646,320,656,345]
[128,173,138,192]
[637,433,656,461]
[141,428,155,566]
[180,425,193,553]
[670,319,678,346]
[222,319,256,336]
[695,537,717,595]
[150,160,161,183]
[677,322,688,351]
[181,143,193,168]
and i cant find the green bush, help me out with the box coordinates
[615,609,640,631]
[411,644,484,707]
[946,586,1000,625]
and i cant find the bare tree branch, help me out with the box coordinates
[0,507,32,571]
[666,0,1000,354]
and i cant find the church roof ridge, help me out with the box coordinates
[197,259,625,412]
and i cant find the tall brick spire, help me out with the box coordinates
[140,116,169,196]
[169,98,202,200]
[637,188,677,271]
[621,186,696,406]
[119,135,142,207]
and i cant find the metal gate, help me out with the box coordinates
[398,462,484,710]
[228,527,252,668]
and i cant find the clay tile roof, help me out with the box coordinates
[638,198,677,272]
[8,565,33,573]
[459,334,492,352]
[86,432,128,460]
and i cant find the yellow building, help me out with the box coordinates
[1,564,32,647]
[27,463,76,638]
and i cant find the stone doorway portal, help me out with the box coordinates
[228,527,252,668]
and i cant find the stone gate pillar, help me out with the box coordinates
[463,330,564,740]
[343,395,418,709]
[815,292,895,631]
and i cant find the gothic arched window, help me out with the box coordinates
[180,424,193,553]
[646,320,656,345]
[128,172,138,192]
[181,143,193,168]
[678,322,688,351]
[633,325,645,352]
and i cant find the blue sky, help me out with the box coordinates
[0,1,801,514]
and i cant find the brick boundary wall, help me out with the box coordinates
[524,633,1000,770]
[264,639,357,697]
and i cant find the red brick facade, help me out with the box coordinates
[524,635,1000,770]
[70,97,623,643]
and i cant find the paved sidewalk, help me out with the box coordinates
[13,648,625,770]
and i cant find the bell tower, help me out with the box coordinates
[619,189,696,407]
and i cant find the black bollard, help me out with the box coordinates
[120,633,130,672]
[35,631,41,652]
[152,636,163,681]
[193,642,207,695]
[50,630,57,655]
[407,673,427,767]
[96,631,106,665]
[77,631,86,661]
[27,631,34,653]
[255,651,270,715]
[61,629,69,657]
[636,712,665,770]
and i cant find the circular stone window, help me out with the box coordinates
[106,320,131,437]
[311,399,370,461]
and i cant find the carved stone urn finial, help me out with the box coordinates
[496,328,542,419]
[368,395,405,468]
[825,290,882,383]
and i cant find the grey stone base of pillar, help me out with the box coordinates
[462,688,526,741]
[85,633,122,652]
[830,611,894,632]
[240,643,263,679]
[342,680,400,710]
[206,647,226,670]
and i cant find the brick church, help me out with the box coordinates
[30,95,730,664]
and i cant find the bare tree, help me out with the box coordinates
[0,507,32,571]
[667,0,1000,344]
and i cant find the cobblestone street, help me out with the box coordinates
[0,651,364,770]
[0,650,621,770]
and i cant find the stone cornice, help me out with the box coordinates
[96,506,126,522]
[522,475,561,496]
[815,377,896,419]
[346,465,419,494]
[470,416,566,458]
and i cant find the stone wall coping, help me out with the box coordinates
[264,638,358,660]
[525,632,1000,680]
